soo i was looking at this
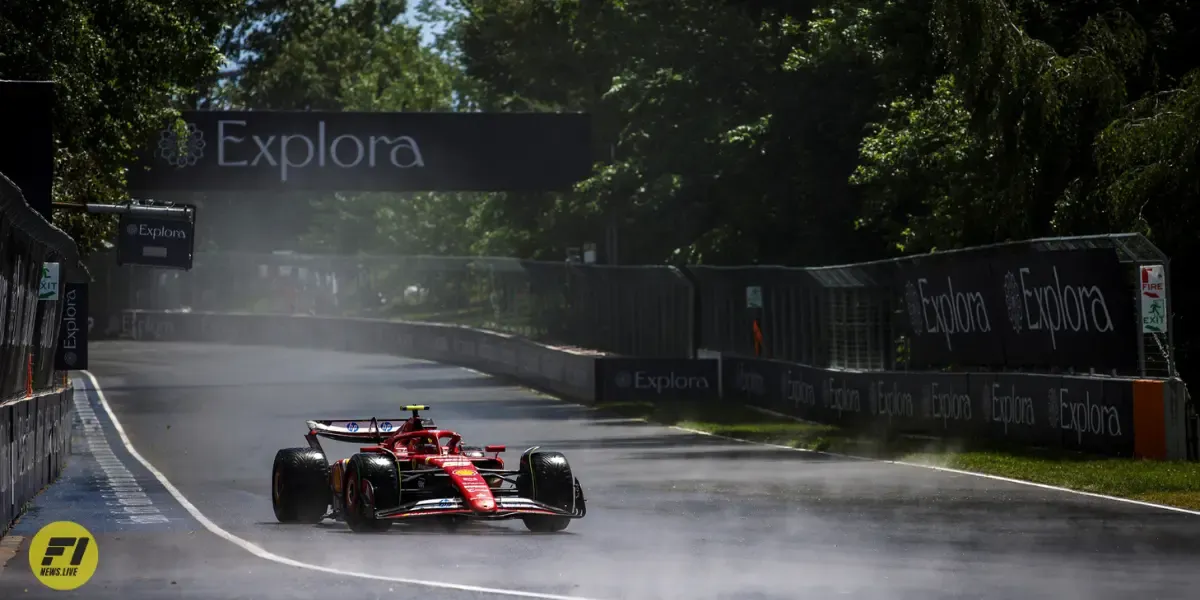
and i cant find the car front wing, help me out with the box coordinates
[374,496,585,520]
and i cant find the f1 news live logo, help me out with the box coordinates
[27,521,100,591]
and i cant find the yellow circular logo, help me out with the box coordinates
[28,521,99,591]
[453,469,477,477]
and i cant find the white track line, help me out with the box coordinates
[461,361,1200,518]
[661,424,1200,517]
[79,370,604,600]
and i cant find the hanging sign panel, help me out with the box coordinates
[125,111,594,193]
[116,213,195,270]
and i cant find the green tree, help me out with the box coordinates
[0,0,240,253]
[208,0,472,256]
[449,0,907,264]
[855,0,1200,377]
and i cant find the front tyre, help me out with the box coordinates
[272,448,330,524]
[516,450,577,533]
[343,453,399,533]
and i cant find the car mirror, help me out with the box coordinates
[484,445,506,453]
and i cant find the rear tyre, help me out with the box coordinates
[516,450,576,533]
[272,448,330,524]
[343,453,399,533]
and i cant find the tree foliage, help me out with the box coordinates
[229,0,1194,375]
[435,0,1199,373]
[9,0,1195,377]
[198,0,476,257]
[0,0,239,253]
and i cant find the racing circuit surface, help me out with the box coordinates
[3,341,1200,599]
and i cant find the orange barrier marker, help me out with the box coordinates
[1132,379,1167,460]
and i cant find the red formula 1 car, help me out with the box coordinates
[270,405,586,533]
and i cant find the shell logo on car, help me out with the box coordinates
[453,469,477,477]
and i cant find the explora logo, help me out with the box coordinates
[614,370,711,393]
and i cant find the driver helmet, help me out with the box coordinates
[413,436,439,455]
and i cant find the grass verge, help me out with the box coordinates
[594,399,1200,512]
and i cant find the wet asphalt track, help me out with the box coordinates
[2,341,1200,600]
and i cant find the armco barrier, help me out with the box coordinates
[1,385,73,538]
[121,310,1188,459]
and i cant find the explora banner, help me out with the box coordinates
[54,282,87,370]
[596,358,720,401]
[894,248,1137,371]
[116,213,195,270]
[125,111,594,193]
[720,356,1136,456]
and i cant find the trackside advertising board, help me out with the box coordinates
[894,248,1137,372]
[54,282,88,370]
[721,355,1135,456]
[596,358,720,401]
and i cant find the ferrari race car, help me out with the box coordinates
[270,405,586,533]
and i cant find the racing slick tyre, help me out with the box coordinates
[516,450,580,533]
[272,448,330,524]
[343,453,399,533]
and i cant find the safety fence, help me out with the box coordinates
[88,233,1176,379]
[0,169,89,538]
[87,252,696,358]
[118,309,1193,461]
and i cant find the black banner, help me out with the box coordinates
[989,250,1136,370]
[126,111,593,193]
[116,213,195,270]
[975,373,1062,448]
[723,355,1136,455]
[1057,375,1135,456]
[597,358,719,401]
[725,357,977,432]
[54,282,88,370]
[896,248,1136,371]
[896,252,1006,367]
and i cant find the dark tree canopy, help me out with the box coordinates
[2,0,1195,381]
[1,0,240,250]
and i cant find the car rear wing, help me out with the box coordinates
[305,418,423,444]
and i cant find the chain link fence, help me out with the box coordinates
[87,251,695,359]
